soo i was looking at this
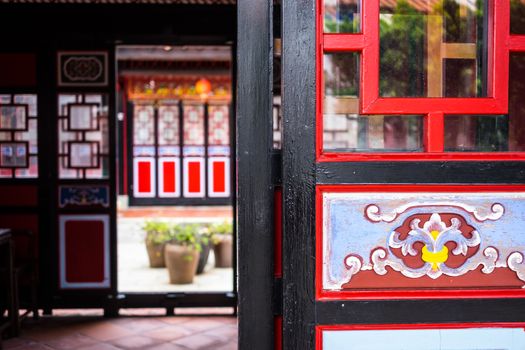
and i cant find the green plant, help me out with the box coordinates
[169,224,205,255]
[143,221,172,245]
[209,221,233,244]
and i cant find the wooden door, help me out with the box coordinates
[281,0,525,349]
[53,49,117,303]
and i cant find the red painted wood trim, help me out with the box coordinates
[316,322,525,349]
[274,187,283,278]
[323,34,365,52]
[318,152,525,162]
[360,0,380,116]
[317,322,525,331]
[316,184,525,301]
[424,112,444,153]
[275,316,283,350]
[508,35,525,51]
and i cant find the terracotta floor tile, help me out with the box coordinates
[200,325,237,342]
[144,343,188,350]
[23,327,81,342]
[78,322,134,341]
[41,333,98,350]
[179,319,226,333]
[112,319,166,333]
[77,343,122,350]
[172,334,227,350]
[214,342,238,350]
[143,326,193,342]
[111,335,162,349]
[156,317,194,325]
[4,313,237,350]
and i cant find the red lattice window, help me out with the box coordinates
[318,0,525,161]
[0,94,38,178]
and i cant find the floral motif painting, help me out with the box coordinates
[321,187,525,293]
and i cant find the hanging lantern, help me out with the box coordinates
[195,78,212,98]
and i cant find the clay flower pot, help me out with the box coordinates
[145,241,166,268]
[213,234,233,268]
[196,241,212,274]
[143,221,171,268]
[164,244,199,284]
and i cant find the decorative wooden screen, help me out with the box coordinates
[58,93,109,179]
[55,49,114,292]
[0,94,38,178]
[131,101,231,203]
[318,0,525,161]
[317,0,525,299]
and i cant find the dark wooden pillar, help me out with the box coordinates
[237,0,275,348]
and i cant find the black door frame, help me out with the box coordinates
[0,4,239,314]
[237,0,278,348]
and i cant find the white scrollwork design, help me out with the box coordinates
[365,202,504,223]
[343,255,362,283]
[371,247,499,280]
[508,252,525,288]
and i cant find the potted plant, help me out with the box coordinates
[196,225,212,275]
[164,224,202,284]
[143,221,171,268]
[210,221,233,268]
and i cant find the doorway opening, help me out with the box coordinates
[115,45,235,296]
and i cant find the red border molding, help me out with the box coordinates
[317,0,525,162]
[316,184,525,300]
[316,322,525,350]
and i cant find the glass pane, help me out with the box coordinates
[70,105,95,130]
[511,0,525,34]
[445,53,525,152]
[324,114,423,152]
[133,104,155,145]
[379,0,486,98]
[208,105,230,146]
[15,119,38,150]
[183,104,205,146]
[445,115,508,151]
[324,0,360,33]
[70,143,95,168]
[158,104,180,146]
[14,95,37,117]
[15,156,38,178]
[58,94,79,116]
[0,142,27,167]
[0,106,26,130]
[324,53,359,116]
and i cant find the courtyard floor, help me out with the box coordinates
[117,205,234,293]
[2,309,237,350]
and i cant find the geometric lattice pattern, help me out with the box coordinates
[131,101,231,200]
[58,93,109,179]
[0,94,38,178]
[319,0,524,160]
[208,105,229,146]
